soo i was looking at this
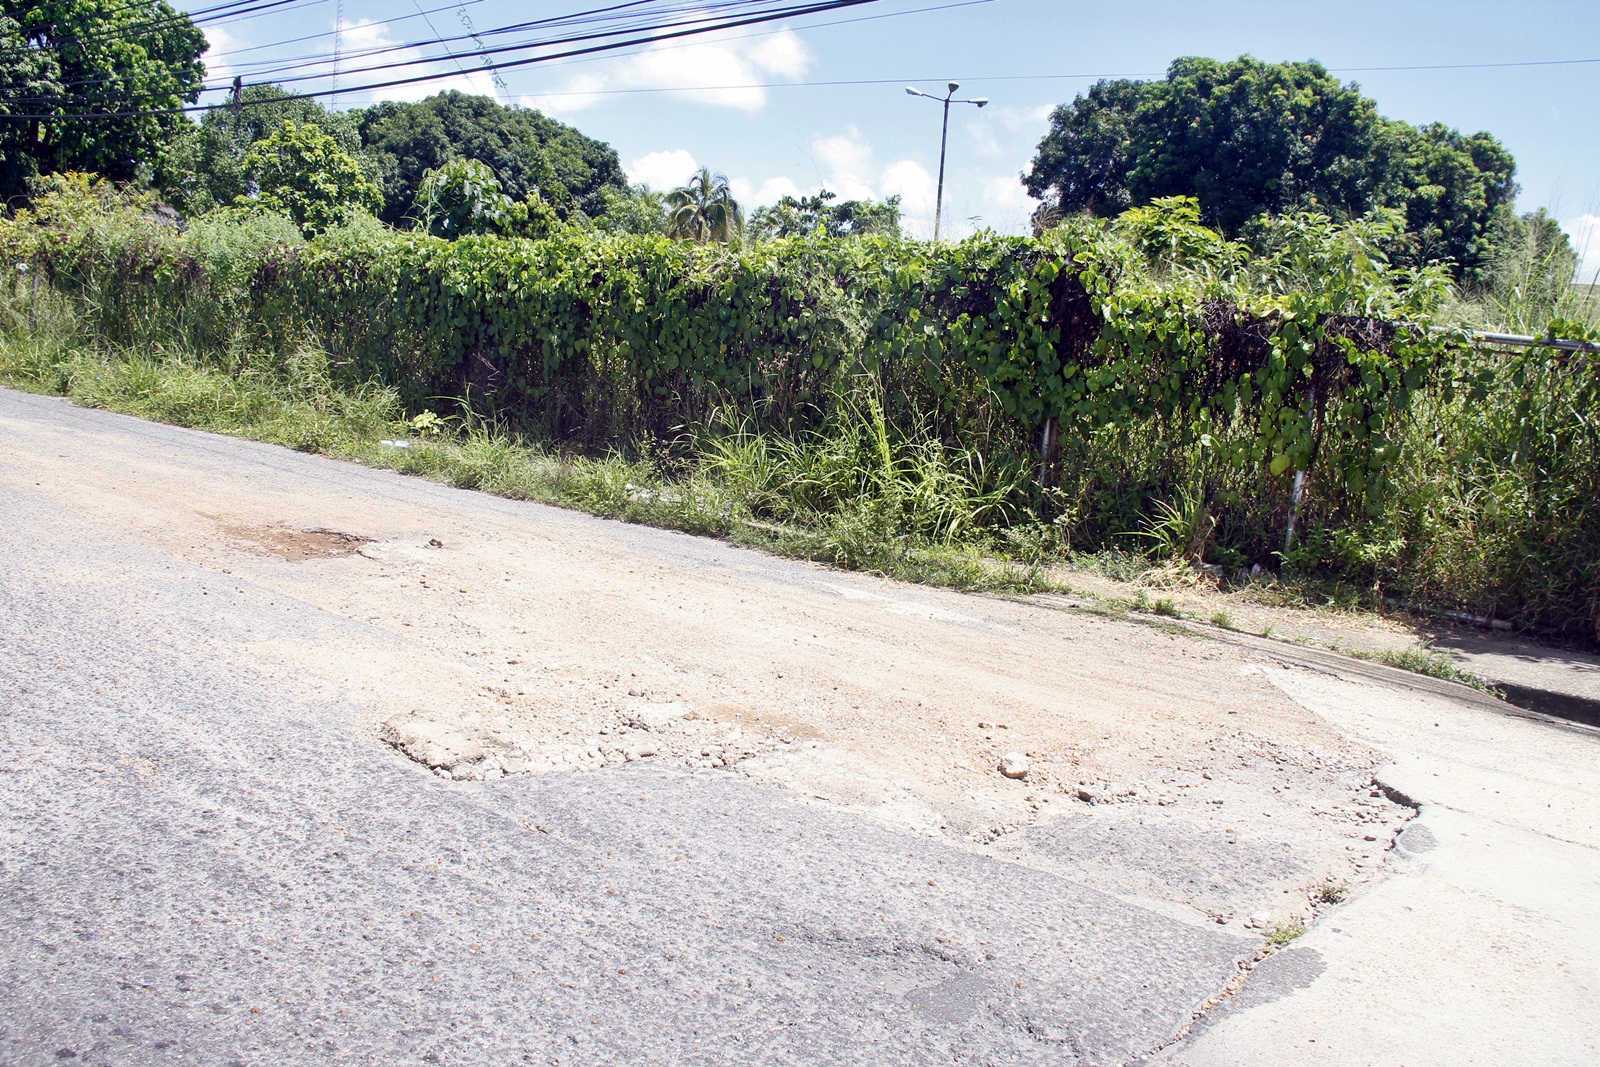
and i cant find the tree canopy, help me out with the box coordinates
[241,120,382,235]
[166,85,366,216]
[1023,55,1518,276]
[1,0,206,200]
[750,189,901,239]
[590,183,668,236]
[353,91,626,225]
[666,168,742,244]
[412,157,557,240]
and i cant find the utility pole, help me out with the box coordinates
[905,83,988,240]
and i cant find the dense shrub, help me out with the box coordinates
[5,179,1596,641]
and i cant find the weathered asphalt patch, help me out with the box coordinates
[0,485,1252,1066]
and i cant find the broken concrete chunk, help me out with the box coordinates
[999,753,1030,780]
[626,701,692,731]
[381,714,488,774]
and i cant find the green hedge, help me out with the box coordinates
[17,203,1449,512]
[10,186,1597,641]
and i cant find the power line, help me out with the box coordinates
[8,0,910,106]
[6,0,1594,115]
[208,0,759,83]
[7,0,783,101]
[506,55,1600,101]
[0,0,886,119]
[209,0,989,85]
[199,0,489,63]
[0,0,317,62]
[257,1,857,89]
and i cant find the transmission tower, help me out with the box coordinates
[331,0,344,105]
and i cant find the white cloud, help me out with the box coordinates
[812,129,875,200]
[965,118,1003,158]
[730,175,805,207]
[976,174,1040,234]
[1567,214,1600,283]
[879,160,938,236]
[806,129,936,235]
[989,102,1055,131]
[523,28,811,115]
[200,25,240,85]
[727,130,1010,239]
[627,150,700,192]
[747,32,809,78]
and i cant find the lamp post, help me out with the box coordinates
[905,82,988,240]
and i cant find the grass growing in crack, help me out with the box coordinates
[1143,619,1207,640]
[1314,882,1349,905]
[1151,597,1181,618]
[1342,644,1502,695]
[1210,609,1235,629]
[1265,921,1306,948]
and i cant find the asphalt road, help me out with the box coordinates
[0,391,1248,1065]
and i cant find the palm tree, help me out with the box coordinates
[666,168,743,244]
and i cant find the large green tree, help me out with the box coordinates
[590,183,668,235]
[354,91,625,224]
[165,84,364,215]
[1022,78,1143,222]
[666,168,742,244]
[412,157,557,240]
[1024,55,1518,276]
[1128,57,1390,233]
[241,120,381,235]
[0,0,206,200]
[1388,121,1517,278]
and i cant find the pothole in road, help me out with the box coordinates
[226,524,374,561]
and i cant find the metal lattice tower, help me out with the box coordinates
[331,0,344,105]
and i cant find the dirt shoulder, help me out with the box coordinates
[1054,564,1600,719]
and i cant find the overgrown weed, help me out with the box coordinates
[0,327,1063,597]
[1343,643,1502,695]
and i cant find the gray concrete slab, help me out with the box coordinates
[1157,667,1600,1067]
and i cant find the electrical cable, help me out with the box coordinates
[0,0,318,62]
[196,0,488,63]
[5,0,1594,116]
[5,0,719,98]
[210,0,989,84]
[5,0,878,104]
[213,0,745,80]
[255,2,845,89]
[0,0,885,119]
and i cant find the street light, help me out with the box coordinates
[905,82,988,240]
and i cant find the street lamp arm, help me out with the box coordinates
[903,82,991,241]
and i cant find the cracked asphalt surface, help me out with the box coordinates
[0,392,1251,1065]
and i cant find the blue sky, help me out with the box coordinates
[194,0,1600,273]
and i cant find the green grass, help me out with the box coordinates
[1314,881,1349,905]
[1343,644,1503,695]
[0,326,1064,598]
[1143,618,1207,640]
[1264,921,1306,948]
[7,261,1598,648]
[1151,596,1182,618]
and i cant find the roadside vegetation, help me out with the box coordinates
[4,178,1595,647]
[3,3,1597,648]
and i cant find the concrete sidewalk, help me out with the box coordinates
[1158,664,1600,1067]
